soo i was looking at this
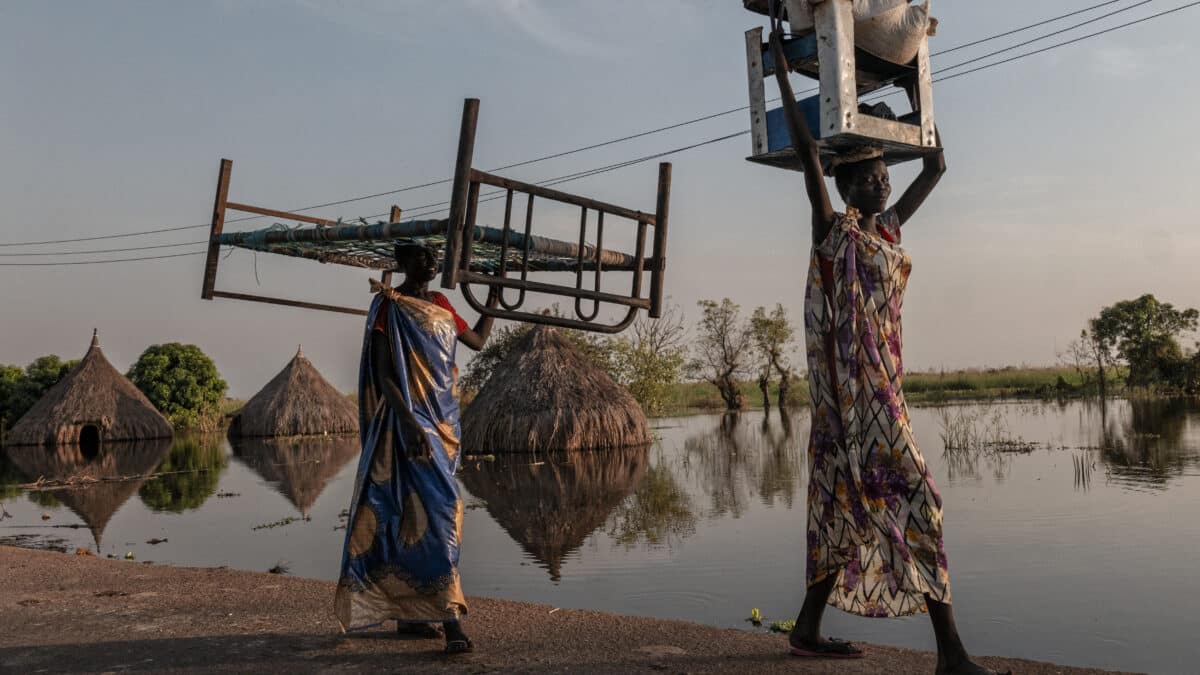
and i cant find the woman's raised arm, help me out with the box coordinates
[768,29,836,245]
[891,130,946,226]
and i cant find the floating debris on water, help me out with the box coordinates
[146,538,168,545]
[252,517,300,531]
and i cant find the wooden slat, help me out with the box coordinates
[649,162,671,318]
[201,159,232,300]
[442,98,480,290]
[211,291,367,316]
[225,202,338,226]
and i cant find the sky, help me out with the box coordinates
[3,0,1199,397]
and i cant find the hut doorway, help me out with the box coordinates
[79,425,101,459]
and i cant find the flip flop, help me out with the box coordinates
[444,637,474,655]
[789,637,864,659]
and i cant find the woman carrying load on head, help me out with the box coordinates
[335,242,499,655]
[765,22,1007,675]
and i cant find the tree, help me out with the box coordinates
[610,304,688,416]
[688,299,752,411]
[0,356,79,432]
[749,304,797,409]
[1086,295,1199,390]
[127,343,227,430]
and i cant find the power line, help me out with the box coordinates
[932,0,1130,56]
[0,241,207,256]
[0,1,1141,250]
[0,0,1180,255]
[0,251,206,266]
[864,0,1200,103]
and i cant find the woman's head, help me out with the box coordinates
[833,157,891,215]
[394,243,439,284]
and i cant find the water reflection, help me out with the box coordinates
[1094,398,1200,490]
[606,451,696,549]
[459,445,649,581]
[139,435,227,513]
[682,412,806,518]
[3,439,171,546]
[230,435,359,517]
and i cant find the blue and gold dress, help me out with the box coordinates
[335,285,467,630]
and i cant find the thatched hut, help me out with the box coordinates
[231,435,359,517]
[227,346,357,438]
[458,444,648,580]
[6,330,173,447]
[461,325,649,453]
[5,438,171,547]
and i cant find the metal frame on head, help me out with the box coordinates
[200,98,671,333]
[744,0,939,171]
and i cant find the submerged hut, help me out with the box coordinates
[231,435,359,517]
[5,438,171,547]
[461,325,649,453]
[6,330,173,447]
[228,346,357,438]
[458,444,649,580]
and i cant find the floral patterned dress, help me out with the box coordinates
[804,207,951,617]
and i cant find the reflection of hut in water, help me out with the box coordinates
[6,330,172,448]
[459,444,649,580]
[462,325,648,453]
[5,439,171,547]
[228,346,357,438]
[231,435,359,517]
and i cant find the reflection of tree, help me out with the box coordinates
[1097,398,1197,489]
[607,454,696,548]
[0,451,24,500]
[459,445,649,581]
[138,435,227,512]
[6,439,171,546]
[231,435,358,517]
[757,411,802,508]
[683,411,807,518]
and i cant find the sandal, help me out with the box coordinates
[444,637,474,655]
[789,637,864,659]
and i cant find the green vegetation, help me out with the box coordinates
[0,355,80,435]
[127,343,227,431]
[657,366,1105,416]
[1076,294,1200,394]
[138,435,227,513]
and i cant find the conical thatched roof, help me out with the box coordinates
[231,435,359,517]
[228,346,357,438]
[6,330,173,446]
[458,445,649,581]
[4,438,171,547]
[461,326,649,453]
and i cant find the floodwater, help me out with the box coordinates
[3,399,1199,674]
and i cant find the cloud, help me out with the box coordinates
[471,0,609,56]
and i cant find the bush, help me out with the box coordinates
[0,356,79,432]
[127,343,227,431]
